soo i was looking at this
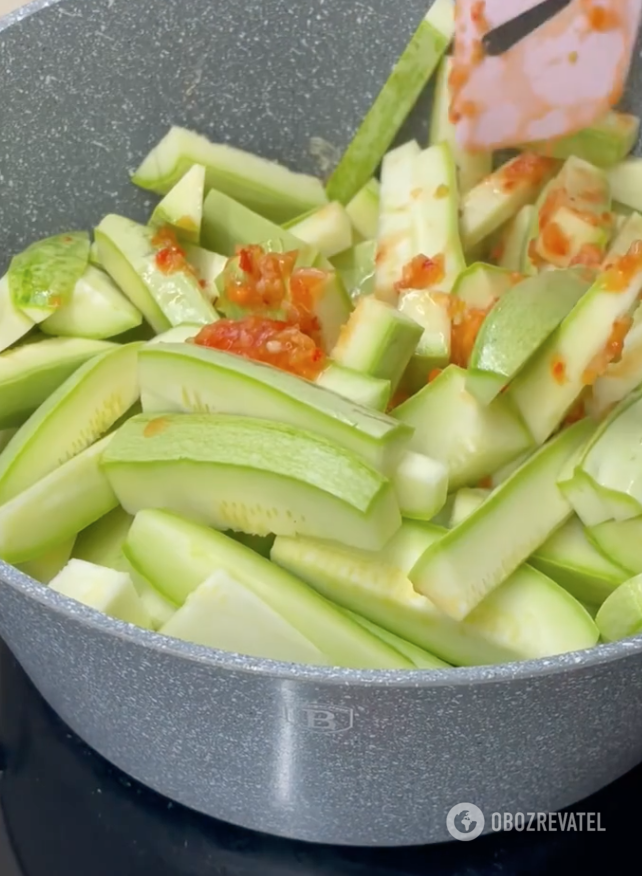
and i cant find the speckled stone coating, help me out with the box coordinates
[1,0,642,847]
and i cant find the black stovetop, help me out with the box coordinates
[0,637,633,876]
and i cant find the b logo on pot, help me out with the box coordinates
[284,703,354,733]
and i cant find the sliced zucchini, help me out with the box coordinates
[495,205,536,272]
[448,485,626,606]
[490,450,535,487]
[0,435,118,564]
[17,537,76,584]
[530,516,628,607]
[373,140,421,303]
[0,274,34,353]
[159,569,335,666]
[409,142,466,293]
[345,179,380,241]
[341,608,450,668]
[49,559,152,630]
[331,240,376,301]
[138,342,412,473]
[595,575,642,642]
[589,516,642,575]
[408,419,595,620]
[150,163,205,244]
[602,212,642,267]
[607,158,642,213]
[201,188,307,257]
[520,112,640,168]
[183,244,227,302]
[508,250,642,444]
[132,125,327,223]
[123,509,412,669]
[102,413,402,551]
[393,365,533,490]
[451,262,516,310]
[73,505,134,570]
[449,487,490,527]
[73,506,178,630]
[521,179,555,276]
[466,269,591,404]
[557,466,612,529]
[386,142,465,376]
[285,202,353,258]
[576,389,642,521]
[398,290,451,390]
[0,342,141,504]
[315,363,391,411]
[95,215,218,333]
[392,450,448,521]
[331,296,422,393]
[271,520,598,665]
[534,158,612,269]
[325,0,455,204]
[429,55,492,195]
[40,266,143,340]
[394,143,465,381]
[460,155,557,251]
[8,231,90,322]
[0,336,115,430]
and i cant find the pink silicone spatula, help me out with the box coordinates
[452,0,642,152]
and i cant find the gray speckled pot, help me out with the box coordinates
[2,0,642,848]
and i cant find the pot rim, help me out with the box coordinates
[3,559,641,688]
[2,0,641,690]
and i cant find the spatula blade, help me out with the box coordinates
[452,0,642,152]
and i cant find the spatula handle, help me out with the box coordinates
[482,0,574,56]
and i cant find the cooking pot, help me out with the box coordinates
[1,0,642,847]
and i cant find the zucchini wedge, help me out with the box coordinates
[508,246,642,444]
[345,179,380,241]
[408,419,595,620]
[0,435,118,564]
[465,269,591,405]
[159,569,335,666]
[95,215,218,333]
[124,509,412,669]
[520,112,640,168]
[460,154,558,252]
[331,296,422,393]
[49,559,152,630]
[138,342,412,473]
[325,0,455,204]
[101,413,402,551]
[271,520,598,665]
[150,163,205,244]
[41,266,143,340]
[595,575,642,643]
[393,365,533,490]
[132,125,326,223]
[0,342,141,504]
[0,336,115,430]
